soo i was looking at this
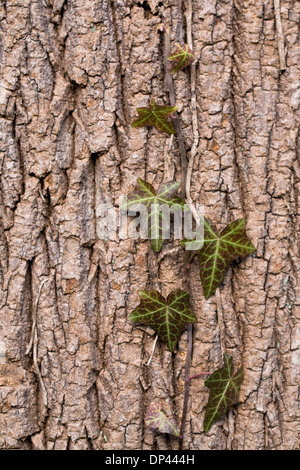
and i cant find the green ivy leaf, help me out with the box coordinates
[198,218,255,299]
[129,290,197,352]
[145,402,180,437]
[181,218,255,299]
[168,43,195,74]
[131,99,177,134]
[124,178,185,252]
[204,353,243,432]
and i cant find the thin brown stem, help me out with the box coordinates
[25,279,48,409]
[189,372,212,381]
[187,251,197,267]
[185,0,199,207]
[146,334,158,366]
[178,323,193,450]
[163,26,187,199]
[216,287,226,357]
[274,0,286,71]
[162,17,196,450]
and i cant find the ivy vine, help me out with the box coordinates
[125,23,255,449]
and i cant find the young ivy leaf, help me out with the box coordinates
[124,178,185,252]
[203,353,243,432]
[168,43,195,74]
[145,402,180,437]
[181,218,255,299]
[129,290,197,352]
[131,99,177,135]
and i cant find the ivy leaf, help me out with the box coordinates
[131,99,177,134]
[129,290,197,352]
[198,218,255,299]
[145,402,180,437]
[168,43,195,74]
[203,353,243,432]
[181,218,255,299]
[124,178,185,252]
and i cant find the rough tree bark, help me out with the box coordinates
[0,0,299,450]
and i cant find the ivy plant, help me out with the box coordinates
[130,290,197,352]
[203,353,244,432]
[131,98,177,135]
[145,402,180,437]
[127,25,255,448]
[168,43,195,74]
[124,178,185,252]
[181,218,255,299]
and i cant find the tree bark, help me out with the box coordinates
[0,0,299,450]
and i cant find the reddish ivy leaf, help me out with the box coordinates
[168,43,194,74]
[129,290,197,352]
[181,218,255,299]
[131,99,177,134]
[204,353,243,432]
[145,402,180,437]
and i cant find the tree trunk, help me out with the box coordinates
[0,0,299,450]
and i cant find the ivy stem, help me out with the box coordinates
[146,334,158,367]
[216,288,226,357]
[188,372,212,381]
[163,20,192,450]
[163,25,187,199]
[274,0,286,71]
[187,252,197,268]
[178,323,193,450]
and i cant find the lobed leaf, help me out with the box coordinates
[145,402,180,437]
[124,178,185,252]
[168,43,195,74]
[199,218,255,299]
[203,353,243,432]
[131,99,177,134]
[129,290,197,352]
[181,218,255,298]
